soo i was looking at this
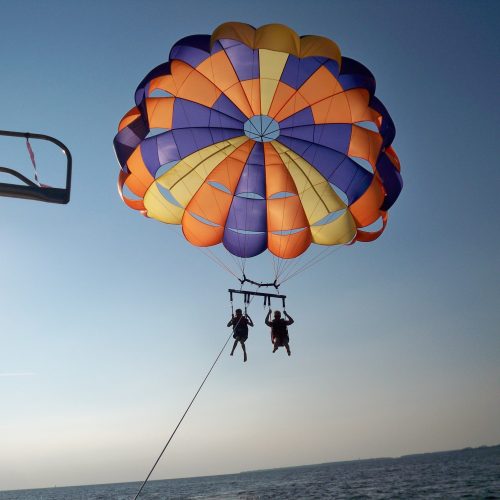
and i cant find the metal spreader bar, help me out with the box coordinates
[228,289,286,309]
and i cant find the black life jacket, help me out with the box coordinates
[272,319,288,337]
[233,317,248,334]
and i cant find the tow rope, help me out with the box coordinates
[134,298,254,499]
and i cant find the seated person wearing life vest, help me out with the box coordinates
[265,309,294,356]
[227,309,253,362]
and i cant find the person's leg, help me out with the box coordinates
[271,335,278,352]
[230,339,238,355]
[241,340,247,362]
[285,342,291,356]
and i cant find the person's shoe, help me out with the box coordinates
[230,351,234,356]
[244,353,247,362]
[273,347,278,353]
[287,349,291,356]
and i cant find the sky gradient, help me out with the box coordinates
[1,0,499,491]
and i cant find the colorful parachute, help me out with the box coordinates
[114,22,402,263]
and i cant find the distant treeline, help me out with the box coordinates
[400,444,500,460]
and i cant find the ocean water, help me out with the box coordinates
[1,446,499,499]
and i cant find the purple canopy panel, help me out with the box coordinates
[343,164,374,203]
[234,162,266,198]
[275,135,310,156]
[113,116,149,168]
[221,41,259,81]
[170,34,211,54]
[210,127,243,143]
[276,137,372,204]
[209,109,246,130]
[156,133,181,168]
[369,96,396,147]
[234,143,266,197]
[218,38,243,50]
[172,128,218,158]
[212,93,249,123]
[338,57,376,95]
[169,35,211,68]
[314,124,351,152]
[377,152,403,210]
[280,55,327,89]
[279,124,351,154]
[323,59,340,78]
[279,108,315,130]
[211,40,231,55]
[247,138,264,165]
[140,136,161,176]
[280,124,315,143]
[172,98,245,131]
[173,99,211,128]
[225,196,267,232]
[223,228,267,258]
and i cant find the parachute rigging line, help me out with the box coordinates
[133,296,256,500]
[238,273,279,289]
[278,244,342,285]
[279,235,348,285]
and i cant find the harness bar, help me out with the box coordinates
[228,289,286,308]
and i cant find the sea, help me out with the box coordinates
[1,446,499,499]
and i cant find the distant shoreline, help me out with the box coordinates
[2,443,499,494]
[398,443,500,460]
[241,443,500,474]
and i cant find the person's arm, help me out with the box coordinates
[246,314,254,327]
[265,309,272,327]
[227,317,234,327]
[284,311,294,325]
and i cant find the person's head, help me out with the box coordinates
[235,308,242,317]
[274,310,281,319]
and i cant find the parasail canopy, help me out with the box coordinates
[114,22,402,264]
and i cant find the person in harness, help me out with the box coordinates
[265,309,294,356]
[227,308,253,362]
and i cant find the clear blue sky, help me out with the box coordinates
[1,0,499,491]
